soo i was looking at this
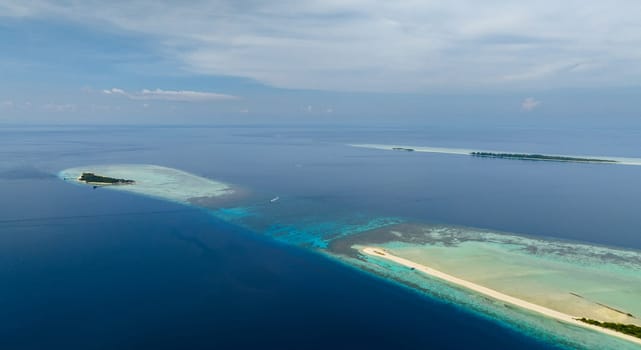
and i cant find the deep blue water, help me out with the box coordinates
[0,180,556,349]
[2,123,640,349]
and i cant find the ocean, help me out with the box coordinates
[1,123,640,349]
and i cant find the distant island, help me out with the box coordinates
[578,318,641,339]
[78,172,135,185]
[470,152,617,164]
[350,144,641,166]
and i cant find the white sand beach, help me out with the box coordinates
[361,247,641,346]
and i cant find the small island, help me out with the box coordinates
[578,318,641,339]
[61,165,234,203]
[392,147,415,152]
[470,152,617,164]
[78,172,135,185]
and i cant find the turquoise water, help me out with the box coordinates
[341,252,639,350]
[58,165,641,349]
[15,123,641,349]
[261,216,403,248]
[213,207,256,221]
[278,219,641,349]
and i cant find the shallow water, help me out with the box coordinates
[4,123,641,349]
[334,223,641,346]
[57,163,641,348]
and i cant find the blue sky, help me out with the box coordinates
[1,1,640,124]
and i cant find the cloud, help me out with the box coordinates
[43,103,77,112]
[1,100,35,111]
[0,2,38,17]
[503,62,575,82]
[136,89,238,101]
[3,1,641,92]
[102,88,238,102]
[521,97,541,111]
[102,88,126,95]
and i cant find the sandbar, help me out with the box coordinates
[59,164,233,204]
[349,144,641,166]
[361,246,641,346]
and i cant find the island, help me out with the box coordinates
[469,152,617,163]
[578,319,641,340]
[359,246,641,346]
[350,144,641,166]
[78,172,135,185]
[60,164,235,204]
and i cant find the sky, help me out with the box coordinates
[1,1,640,124]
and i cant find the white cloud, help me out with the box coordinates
[0,2,39,17]
[503,62,576,82]
[0,100,14,109]
[136,89,237,101]
[102,88,126,95]
[102,88,238,102]
[3,1,641,92]
[43,103,77,112]
[521,97,541,111]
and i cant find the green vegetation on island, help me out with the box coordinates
[78,172,135,185]
[578,318,641,339]
[470,152,617,163]
[392,147,415,152]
